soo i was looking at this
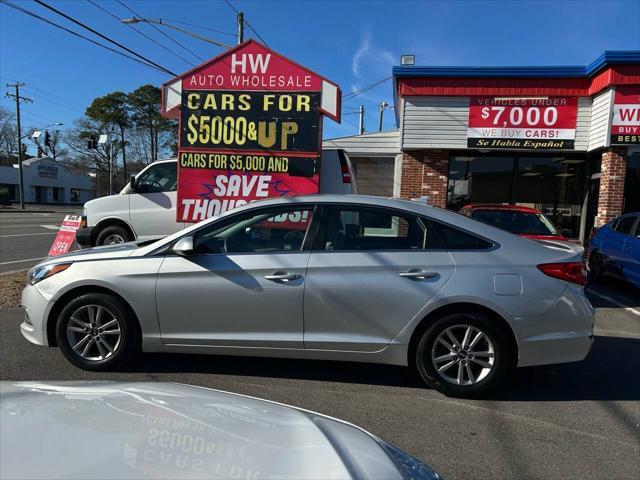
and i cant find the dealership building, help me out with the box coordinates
[0,156,95,205]
[326,51,639,242]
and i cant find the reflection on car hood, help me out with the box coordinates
[0,382,441,480]
[42,242,141,264]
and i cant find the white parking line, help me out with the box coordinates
[39,225,61,230]
[0,232,57,238]
[589,290,640,317]
[0,257,45,266]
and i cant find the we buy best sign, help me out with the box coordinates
[610,87,640,145]
[162,40,341,223]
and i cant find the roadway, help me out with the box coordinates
[1,283,639,479]
[0,209,80,273]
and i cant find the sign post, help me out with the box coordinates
[162,40,341,223]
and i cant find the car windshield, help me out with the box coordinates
[473,209,559,236]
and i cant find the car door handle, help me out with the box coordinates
[264,272,301,282]
[398,270,438,280]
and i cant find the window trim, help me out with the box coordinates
[161,203,320,257]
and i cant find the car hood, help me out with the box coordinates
[0,381,441,480]
[41,242,142,264]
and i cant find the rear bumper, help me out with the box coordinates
[513,284,595,368]
[75,226,93,248]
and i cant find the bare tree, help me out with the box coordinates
[0,106,17,161]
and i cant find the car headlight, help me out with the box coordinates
[27,263,72,286]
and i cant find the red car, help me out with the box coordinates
[459,204,583,253]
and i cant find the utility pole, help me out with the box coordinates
[237,12,244,44]
[358,105,365,135]
[5,82,33,209]
[378,101,389,132]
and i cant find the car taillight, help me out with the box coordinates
[537,262,587,286]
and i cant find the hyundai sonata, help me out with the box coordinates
[21,195,594,397]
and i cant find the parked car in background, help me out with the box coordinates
[588,212,640,288]
[458,204,582,253]
[75,150,356,247]
[1,381,442,480]
[21,195,594,398]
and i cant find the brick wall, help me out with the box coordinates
[399,150,449,207]
[595,149,626,227]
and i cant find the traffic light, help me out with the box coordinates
[44,130,51,148]
[21,143,27,155]
[87,135,98,150]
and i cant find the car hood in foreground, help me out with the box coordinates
[0,381,441,480]
[40,242,143,265]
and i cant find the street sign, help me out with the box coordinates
[48,215,82,256]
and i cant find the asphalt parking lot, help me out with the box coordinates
[0,209,79,273]
[1,281,638,479]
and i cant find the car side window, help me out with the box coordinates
[429,221,494,250]
[135,162,177,193]
[614,216,637,235]
[321,206,442,251]
[194,207,314,254]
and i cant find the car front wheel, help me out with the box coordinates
[55,293,139,371]
[414,312,513,397]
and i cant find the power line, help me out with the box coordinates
[0,0,171,76]
[86,0,197,68]
[32,0,176,76]
[115,0,205,63]
[223,0,269,46]
[160,18,236,37]
[343,77,392,101]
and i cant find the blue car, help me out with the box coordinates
[589,212,640,288]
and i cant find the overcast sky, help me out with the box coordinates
[1,0,639,143]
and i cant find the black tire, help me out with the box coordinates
[55,293,140,371]
[95,225,132,246]
[414,312,513,398]
[588,251,604,281]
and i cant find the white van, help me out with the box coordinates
[76,150,356,247]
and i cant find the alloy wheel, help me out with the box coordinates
[103,234,125,244]
[431,324,495,385]
[66,305,122,361]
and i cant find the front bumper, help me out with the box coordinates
[20,284,52,346]
[75,226,93,248]
[514,284,595,368]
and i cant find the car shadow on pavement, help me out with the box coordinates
[122,334,640,401]
[587,278,640,307]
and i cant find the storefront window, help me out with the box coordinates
[447,154,587,237]
[448,156,513,211]
[624,152,640,213]
[70,189,80,203]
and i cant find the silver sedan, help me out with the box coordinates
[20,195,594,397]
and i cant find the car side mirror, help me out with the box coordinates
[172,236,194,256]
[129,175,137,192]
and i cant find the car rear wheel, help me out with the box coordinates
[414,312,513,398]
[95,225,132,246]
[56,293,140,371]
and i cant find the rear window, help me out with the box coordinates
[472,209,558,236]
[614,216,637,234]
[429,221,494,250]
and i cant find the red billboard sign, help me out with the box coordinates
[610,87,640,145]
[468,97,578,149]
[163,40,340,223]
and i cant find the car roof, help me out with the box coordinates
[462,203,541,214]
